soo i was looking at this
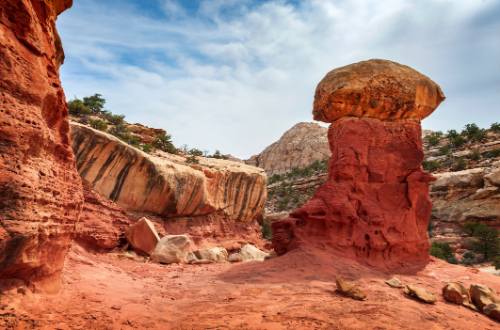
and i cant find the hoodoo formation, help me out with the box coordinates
[0,0,82,289]
[272,59,445,270]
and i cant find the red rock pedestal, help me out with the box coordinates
[273,117,435,269]
[0,0,82,290]
[273,60,445,271]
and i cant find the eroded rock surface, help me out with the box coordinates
[246,122,330,175]
[272,60,444,270]
[70,123,267,223]
[0,0,83,289]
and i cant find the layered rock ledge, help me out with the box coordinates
[0,0,82,290]
[71,123,267,244]
[272,59,444,270]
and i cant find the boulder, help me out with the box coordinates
[470,284,500,312]
[272,60,443,270]
[228,253,243,263]
[313,59,444,122]
[239,244,269,261]
[126,218,160,255]
[0,0,83,289]
[194,247,228,263]
[403,285,437,304]
[483,303,500,322]
[335,277,367,301]
[442,282,470,305]
[150,235,196,264]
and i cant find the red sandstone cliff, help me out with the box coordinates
[0,0,82,290]
[272,59,445,271]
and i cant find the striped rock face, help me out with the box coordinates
[0,0,83,290]
[71,123,267,224]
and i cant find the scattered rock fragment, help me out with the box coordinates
[150,235,196,264]
[385,277,404,288]
[403,285,437,304]
[194,247,228,263]
[470,284,500,312]
[442,282,470,305]
[483,303,500,322]
[335,277,367,301]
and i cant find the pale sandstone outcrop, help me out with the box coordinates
[246,122,330,175]
[70,122,267,223]
[431,167,500,243]
[0,0,83,289]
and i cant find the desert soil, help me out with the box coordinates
[1,245,499,330]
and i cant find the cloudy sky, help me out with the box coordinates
[57,0,500,158]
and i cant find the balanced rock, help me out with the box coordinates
[272,59,444,270]
[0,0,83,289]
[404,285,437,304]
[126,218,160,255]
[151,235,196,264]
[470,284,500,312]
[335,277,367,301]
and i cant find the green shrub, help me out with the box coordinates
[210,150,228,159]
[268,174,283,185]
[424,131,443,146]
[494,256,500,270]
[188,148,203,157]
[462,251,476,265]
[490,122,500,133]
[261,220,272,240]
[89,119,107,131]
[423,160,441,172]
[446,129,459,139]
[451,158,467,171]
[109,124,130,139]
[469,149,481,161]
[102,113,125,125]
[438,144,451,156]
[483,149,500,159]
[186,155,199,164]
[463,222,499,261]
[430,242,454,262]
[142,144,153,153]
[449,135,466,148]
[68,99,91,116]
[462,123,486,142]
[153,133,178,154]
[83,93,106,114]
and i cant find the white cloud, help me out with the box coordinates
[57,0,500,158]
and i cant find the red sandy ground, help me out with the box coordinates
[1,245,499,330]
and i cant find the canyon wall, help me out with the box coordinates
[0,0,82,289]
[246,122,330,175]
[71,123,267,224]
[272,59,444,270]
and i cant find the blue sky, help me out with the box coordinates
[57,0,500,158]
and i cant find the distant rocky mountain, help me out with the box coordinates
[245,122,330,175]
